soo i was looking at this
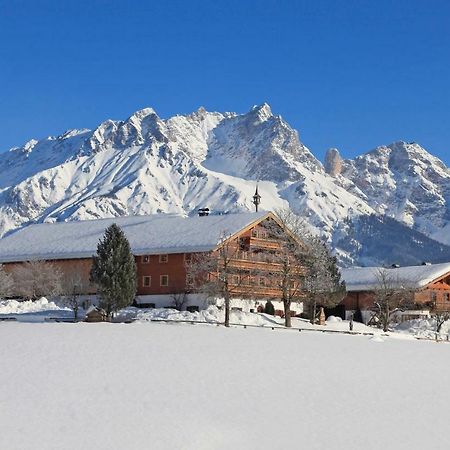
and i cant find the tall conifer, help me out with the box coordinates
[90,223,137,316]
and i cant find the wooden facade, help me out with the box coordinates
[2,214,304,307]
[342,270,450,315]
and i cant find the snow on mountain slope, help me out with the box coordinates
[0,105,373,240]
[0,104,448,266]
[339,141,450,245]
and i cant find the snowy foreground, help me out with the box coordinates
[1,320,450,450]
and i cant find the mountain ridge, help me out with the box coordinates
[0,103,449,266]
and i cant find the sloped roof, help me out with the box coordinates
[341,263,450,291]
[0,212,269,263]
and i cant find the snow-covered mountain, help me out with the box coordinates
[0,104,449,266]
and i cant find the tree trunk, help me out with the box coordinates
[310,299,317,325]
[284,301,292,328]
[383,303,389,332]
[224,294,230,327]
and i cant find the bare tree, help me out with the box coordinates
[186,232,252,327]
[433,311,450,339]
[171,292,189,311]
[11,260,63,300]
[0,265,14,298]
[273,208,346,325]
[256,226,305,327]
[61,271,90,321]
[425,297,450,340]
[370,268,416,332]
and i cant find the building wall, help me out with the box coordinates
[342,273,450,315]
[2,216,306,309]
[136,253,188,295]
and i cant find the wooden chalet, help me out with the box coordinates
[340,263,450,322]
[0,211,305,314]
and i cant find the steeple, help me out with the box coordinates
[252,184,261,212]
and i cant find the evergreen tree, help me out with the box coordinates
[90,223,137,317]
[302,236,346,324]
[264,300,275,315]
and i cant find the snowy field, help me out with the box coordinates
[1,319,450,450]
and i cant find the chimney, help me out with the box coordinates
[198,208,210,217]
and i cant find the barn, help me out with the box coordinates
[340,263,450,322]
[0,211,304,314]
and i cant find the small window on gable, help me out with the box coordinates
[142,255,150,264]
[143,276,151,287]
[159,254,168,263]
[252,229,258,238]
[160,275,169,287]
[431,292,437,302]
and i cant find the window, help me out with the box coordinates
[184,253,192,263]
[251,228,268,239]
[160,275,169,287]
[142,255,150,264]
[445,293,450,302]
[232,275,240,285]
[259,277,266,287]
[142,276,151,287]
[431,292,437,303]
[159,254,168,263]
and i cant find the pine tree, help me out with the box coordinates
[90,223,137,317]
[264,300,275,315]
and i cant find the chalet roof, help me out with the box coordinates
[0,211,269,263]
[341,262,450,292]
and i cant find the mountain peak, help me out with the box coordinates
[324,148,342,177]
[126,107,158,122]
[21,139,39,154]
[250,103,273,121]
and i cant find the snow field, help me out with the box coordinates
[1,322,450,450]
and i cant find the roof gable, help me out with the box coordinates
[0,212,269,263]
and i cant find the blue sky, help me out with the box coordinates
[1,0,449,164]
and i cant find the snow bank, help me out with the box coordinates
[116,305,279,327]
[0,298,71,321]
[0,297,65,314]
[326,315,342,323]
[395,317,450,340]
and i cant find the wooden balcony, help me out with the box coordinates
[227,258,282,272]
[230,284,282,298]
[249,237,280,250]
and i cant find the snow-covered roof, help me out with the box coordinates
[341,263,450,291]
[0,212,269,263]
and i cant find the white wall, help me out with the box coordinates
[135,294,303,314]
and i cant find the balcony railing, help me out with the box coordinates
[249,237,281,250]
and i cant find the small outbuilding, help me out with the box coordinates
[85,306,108,323]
